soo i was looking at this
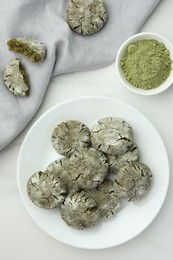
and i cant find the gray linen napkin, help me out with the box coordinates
[0,0,160,151]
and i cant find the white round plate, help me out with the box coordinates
[17,96,169,249]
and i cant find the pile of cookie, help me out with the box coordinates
[27,117,153,230]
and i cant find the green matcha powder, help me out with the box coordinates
[120,39,172,90]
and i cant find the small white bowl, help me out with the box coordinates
[116,32,173,95]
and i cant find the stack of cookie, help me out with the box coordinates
[26,117,153,230]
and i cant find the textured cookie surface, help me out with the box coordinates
[60,191,100,229]
[4,58,29,97]
[86,179,121,218]
[27,170,66,209]
[107,142,140,173]
[46,158,80,194]
[114,162,153,201]
[51,120,91,157]
[7,37,46,62]
[67,0,107,35]
[91,117,133,155]
[69,148,108,189]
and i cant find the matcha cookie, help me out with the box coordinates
[107,142,140,173]
[7,37,46,62]
[91,117,133,155]
[27,170,66,209]
[51,120,91,157]
[69,148,108,189]
[46,158,80,194]
[60,191,100,229]
[114,162,153,201]
[86,179,121,218]
[66,0,107,35]
[4,58,29,97]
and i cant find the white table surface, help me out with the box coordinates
[1,0,173,259]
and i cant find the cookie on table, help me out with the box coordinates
[68,147,108,189]
[91,117,133,155]
[27,170,66,209]
[86,179,121,219]
[66,0,108,35]
[60,190,100,230]
[46,158,80,194]
[113,162,153,201]
[107,142,140,173]
[7,37,46,62]
[4,58,29,97]
[51,120,91,157]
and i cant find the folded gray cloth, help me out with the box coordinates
[0,0,160,151]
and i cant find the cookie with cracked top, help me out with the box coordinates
[68,147,108,189]
[27,170,66,209]
[113,162,153,201]
[46,158,80,194]
[66,0,108,35]
[107,142,140,173]
[60,190,100,229]
[91,117,133,155]
[51,120,91,157]
[86,179,121,218]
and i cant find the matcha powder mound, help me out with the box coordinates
[120,39,172,90]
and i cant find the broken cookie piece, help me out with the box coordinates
[4,58,30,97]
[7,37,46,62]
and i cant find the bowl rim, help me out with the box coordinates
[115,32,173,96]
